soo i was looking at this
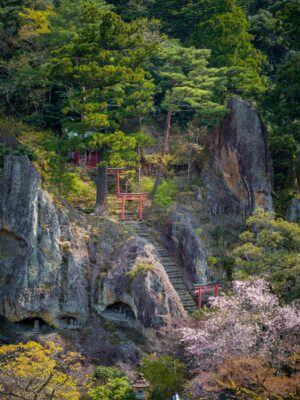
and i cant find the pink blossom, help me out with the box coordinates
[180,279,300,398]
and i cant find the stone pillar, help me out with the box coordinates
[33,319,41,333]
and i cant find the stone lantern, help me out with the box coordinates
[132,373,150,400]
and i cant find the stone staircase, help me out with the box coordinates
[126,221,198,315]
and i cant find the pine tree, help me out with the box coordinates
[152,40,225,195]
[46,0,157,214]
[191,0,266,99]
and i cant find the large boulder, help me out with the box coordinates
[202,97,273,220]
[97,236,187,329]
[0,155,90,327]
[287,198,300,223]
[166,207,211,287]
[0,155,186,331]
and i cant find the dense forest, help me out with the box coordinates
[1,0,299,208]
[0,0,300,399]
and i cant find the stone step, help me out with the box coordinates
[162,263,179,268]
[164,268,181,273]
[125,222,198,314]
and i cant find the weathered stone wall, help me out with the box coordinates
[166,207,211,287]
[202,97,273,220]
[0,155,90,327]
[0,156,187,332]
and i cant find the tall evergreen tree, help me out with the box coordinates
[46,0,157,213]
[190,0,266,99]
[152,40,225,195]
[265,53,300,194]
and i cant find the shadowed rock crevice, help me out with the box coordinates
[15,317,53,333]
[103,302,136,320]
[0,230,27,256]
[57,315,81,329]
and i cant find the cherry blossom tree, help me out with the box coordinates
[181,279,300,398]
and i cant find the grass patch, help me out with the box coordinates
[128,262,155,280]
[154,179,179,209]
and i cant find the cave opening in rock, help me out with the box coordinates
[58,316,80,329]
[104,302,136,320]
[15,317,52,333]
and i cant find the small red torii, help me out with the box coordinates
[72,152,147,221]
[194,283,222,310]
[118,193,147,222]
[107,167,126,194]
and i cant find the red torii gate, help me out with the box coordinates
[194,283,222,309]
[72,153,146,221]
[107,167,125,194]
[118,193,147,221]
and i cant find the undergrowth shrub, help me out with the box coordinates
[154,179,179,209]
[128,262,155,280]
[0,118,96,209]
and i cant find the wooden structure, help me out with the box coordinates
[194,283,222,309]
[118,193,147,221]
[72,150,99,168]
[72,152,147,221]
[107,167,126,194]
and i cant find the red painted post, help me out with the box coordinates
[74,151,81,166]
[117,170,120,194]
[121,196,125,222]
[139,194,143,221]
[198,288,202,309]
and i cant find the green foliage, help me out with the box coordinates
[192,304,217,320]
[155,39,226,126]
[93,366,125,383]
[0,0,299,214]
[139,176,155,193]
[277,0,300,51]
[190,0,266,99]
[108,0,153,20]
[142,354,186,400]
[128,262,155,279]
[0,0,30,60]
[87,366,135,400]
[1,118,96,208]
[264,53,300,196]
[232,208,300,302]
[153,179,178,209]
[0,141,36,170]
[46,1,157,157]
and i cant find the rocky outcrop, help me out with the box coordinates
[202,97,273,220]
[287,198,300,223]
[0,155,90,328]
[166,207,210,287]
[97,236,187,329]
[0,155,186,332]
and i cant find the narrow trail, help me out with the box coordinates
[126,221,198,315]
[107,190,198,314]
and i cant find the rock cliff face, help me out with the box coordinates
[166,207,210,286]
[287,198,300,223]
[0,155,90,328]
[202,97,273,219]
[0,156,186,336]
[98,237,187,329]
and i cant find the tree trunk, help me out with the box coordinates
[95,149,108,216]
[151,109,172,197]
